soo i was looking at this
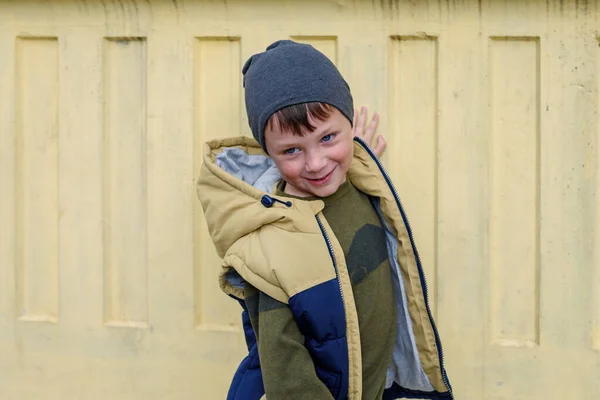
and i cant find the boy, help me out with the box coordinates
[197,40,453,400]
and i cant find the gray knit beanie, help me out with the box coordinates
[242,40,354,153]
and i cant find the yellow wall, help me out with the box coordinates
[0,0,599,398]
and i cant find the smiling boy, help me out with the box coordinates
[265,103,353,197]
[197,40,453,400]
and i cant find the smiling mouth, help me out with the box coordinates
[306,168,335,185]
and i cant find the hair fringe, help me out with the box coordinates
[267,103,333,136]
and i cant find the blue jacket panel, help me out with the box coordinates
[227,303,265,400]
[288,279,349,400]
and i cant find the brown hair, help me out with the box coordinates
[266,102,334,136]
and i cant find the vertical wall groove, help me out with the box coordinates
[489,37,541,347]
[388,35,439,316]
[102,37,148,328]
[15,37,59,323]
[193,37,241,330]
[594,37,600,351]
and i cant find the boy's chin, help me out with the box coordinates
[284,180,342,198]
[311,183,342,197]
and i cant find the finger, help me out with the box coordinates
[352,108,357,129]
[363,112,379,143]
[355,106,367,136]
[373,135,387,158]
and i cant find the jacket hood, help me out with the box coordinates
[196,136,325,260]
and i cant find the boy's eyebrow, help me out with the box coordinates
[270,138,301,149]
[268,121,340,148]
[277,128,337,144]
[310,123,335,137]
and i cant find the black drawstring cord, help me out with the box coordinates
[260,195,292,208]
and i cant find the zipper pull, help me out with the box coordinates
[260,195,292,208]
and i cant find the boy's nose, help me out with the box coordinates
[305,152,327,173]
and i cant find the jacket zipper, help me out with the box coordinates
[353,137,454,400]
[315,215,341,299]
[315,214,349,400]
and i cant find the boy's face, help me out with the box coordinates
[265,108,354,198]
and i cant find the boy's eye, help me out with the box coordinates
[284,147,299,155]
[321,133,335,142]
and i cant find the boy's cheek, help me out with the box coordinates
[274,159,299,180]
[336,142,354,166]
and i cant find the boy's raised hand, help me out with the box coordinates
[353,106,386,157]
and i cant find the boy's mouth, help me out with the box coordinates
[305,168,335,186]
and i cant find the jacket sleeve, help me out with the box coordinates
[244,282,334,400]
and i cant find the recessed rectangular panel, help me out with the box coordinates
[103,37,148,328]
[15,37,59,323]
[291,36,338,65]
[489,37,540,346]
[595,169,600,350]
[0,34,14,324]
[388,36,439,316]
[595,37,600,351]
[193,38,242,329]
